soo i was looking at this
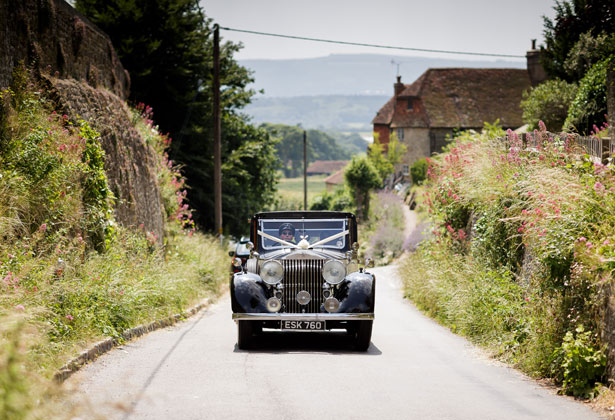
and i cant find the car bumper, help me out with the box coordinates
[232,313,374,322]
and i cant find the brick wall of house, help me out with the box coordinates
[374,124,390,145]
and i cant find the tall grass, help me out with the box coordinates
[360,191,406,265]
[401,122,612,397]
[0,68,229,419]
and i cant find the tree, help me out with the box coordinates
[521,79,578,131]
[565,58,610,134]
[367,132,407,183]
[75,0,278,234]
[260,123,351,178]
[542,0,615,81]
[344,156,381,220]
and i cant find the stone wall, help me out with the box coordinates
[0,0,165,241]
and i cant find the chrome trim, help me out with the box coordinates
[283,259,324,313]
[232,313,374,321]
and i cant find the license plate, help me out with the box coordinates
[281,320,326,331]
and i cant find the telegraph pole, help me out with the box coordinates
[213,24,222,237]
[303,130,307,210]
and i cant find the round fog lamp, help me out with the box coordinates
[324,297,340,313]
[266,297,281,312]
[296,290,311,305]
[261,260,283,285]
[322,260,346,285]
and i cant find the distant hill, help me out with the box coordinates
[239,53,526,97]
[245,95,388,132]
[240,53,526,131]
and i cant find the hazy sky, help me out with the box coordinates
[201,0,557,61]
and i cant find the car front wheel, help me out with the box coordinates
[237,321,254,349]
[352,320,372,351]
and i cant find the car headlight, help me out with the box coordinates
[261,260,283,285]
[322,260,346,285]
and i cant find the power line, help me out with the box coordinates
[219,26,526,59]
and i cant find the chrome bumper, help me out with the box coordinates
[232,313,374,322]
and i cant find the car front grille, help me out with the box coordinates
[281,259,324,313]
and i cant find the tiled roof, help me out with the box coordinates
[306,160,348,174]
[374,68,531,129]
[324,168,345,185]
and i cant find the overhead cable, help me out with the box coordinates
[219,26,526,59]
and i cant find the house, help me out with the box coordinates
[372,68,531,177]
[324,168,345,192]
[306,160,348,176]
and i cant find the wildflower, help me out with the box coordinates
[14,304,25,311]
[538,120,547,132]
[594,182,605,193]
[518,226,524,233]
[578,237,587,242]
[39,223,47,232]
[603,240,610,246]
[65,314,74,321]
[586,242,593,249]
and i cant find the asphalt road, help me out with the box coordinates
[63,264,604,420]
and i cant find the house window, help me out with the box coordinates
[402,164,409,176]
[396,128,404,141]
[407,99,414,110]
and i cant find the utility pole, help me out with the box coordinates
[303,130,307,210]
[213,24,222,237]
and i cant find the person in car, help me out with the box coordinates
[279,223,296,243]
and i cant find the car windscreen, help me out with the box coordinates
[258,218,348,251]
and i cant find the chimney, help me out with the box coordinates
[394,75,404,96]
[526,39,547,86]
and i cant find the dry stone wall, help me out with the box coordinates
[0,0,165,241]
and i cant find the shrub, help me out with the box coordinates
[552,325,606,398]
[410,158,428,185]
[565,57,610,134]
[521,79,578,131]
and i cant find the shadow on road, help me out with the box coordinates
[233,330,382,355]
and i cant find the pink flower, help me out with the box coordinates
[603,240,610,246]
[65,314,74,321]
[586,242,593,249]
[594,182,605,193]
[538,120,547,132]
[517,226,524,233]
[578,237,587,242]
[14,304,25,311]
[39,223,47,232]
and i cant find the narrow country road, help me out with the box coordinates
[63,263,603,420]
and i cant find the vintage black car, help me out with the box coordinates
[230,211,375,350]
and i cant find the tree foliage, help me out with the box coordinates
[75,0,278,235]
[367,132,407,182]
[542,0,615,81]
[344,156,381,220]
[565,58,610,134]
[521,79,578,131]
[260,123,351,178]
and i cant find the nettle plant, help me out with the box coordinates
[421,121,613,392]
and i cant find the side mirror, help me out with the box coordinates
[228,250,235,257]
[246,241,254,251]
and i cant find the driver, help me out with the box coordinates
[279,223,296,243]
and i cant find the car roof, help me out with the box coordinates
[252,210,356,221]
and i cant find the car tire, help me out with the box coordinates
[237,321,254,350]
[353,320,373,351]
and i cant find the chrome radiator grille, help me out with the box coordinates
[281,259,324,313]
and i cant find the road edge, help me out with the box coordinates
[52,298,211,383]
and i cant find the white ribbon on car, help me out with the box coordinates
[258,229,349,250]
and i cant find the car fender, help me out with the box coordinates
[338,271,376,313]
[231,272,269,313]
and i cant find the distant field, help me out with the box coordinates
[276,175,328,207]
